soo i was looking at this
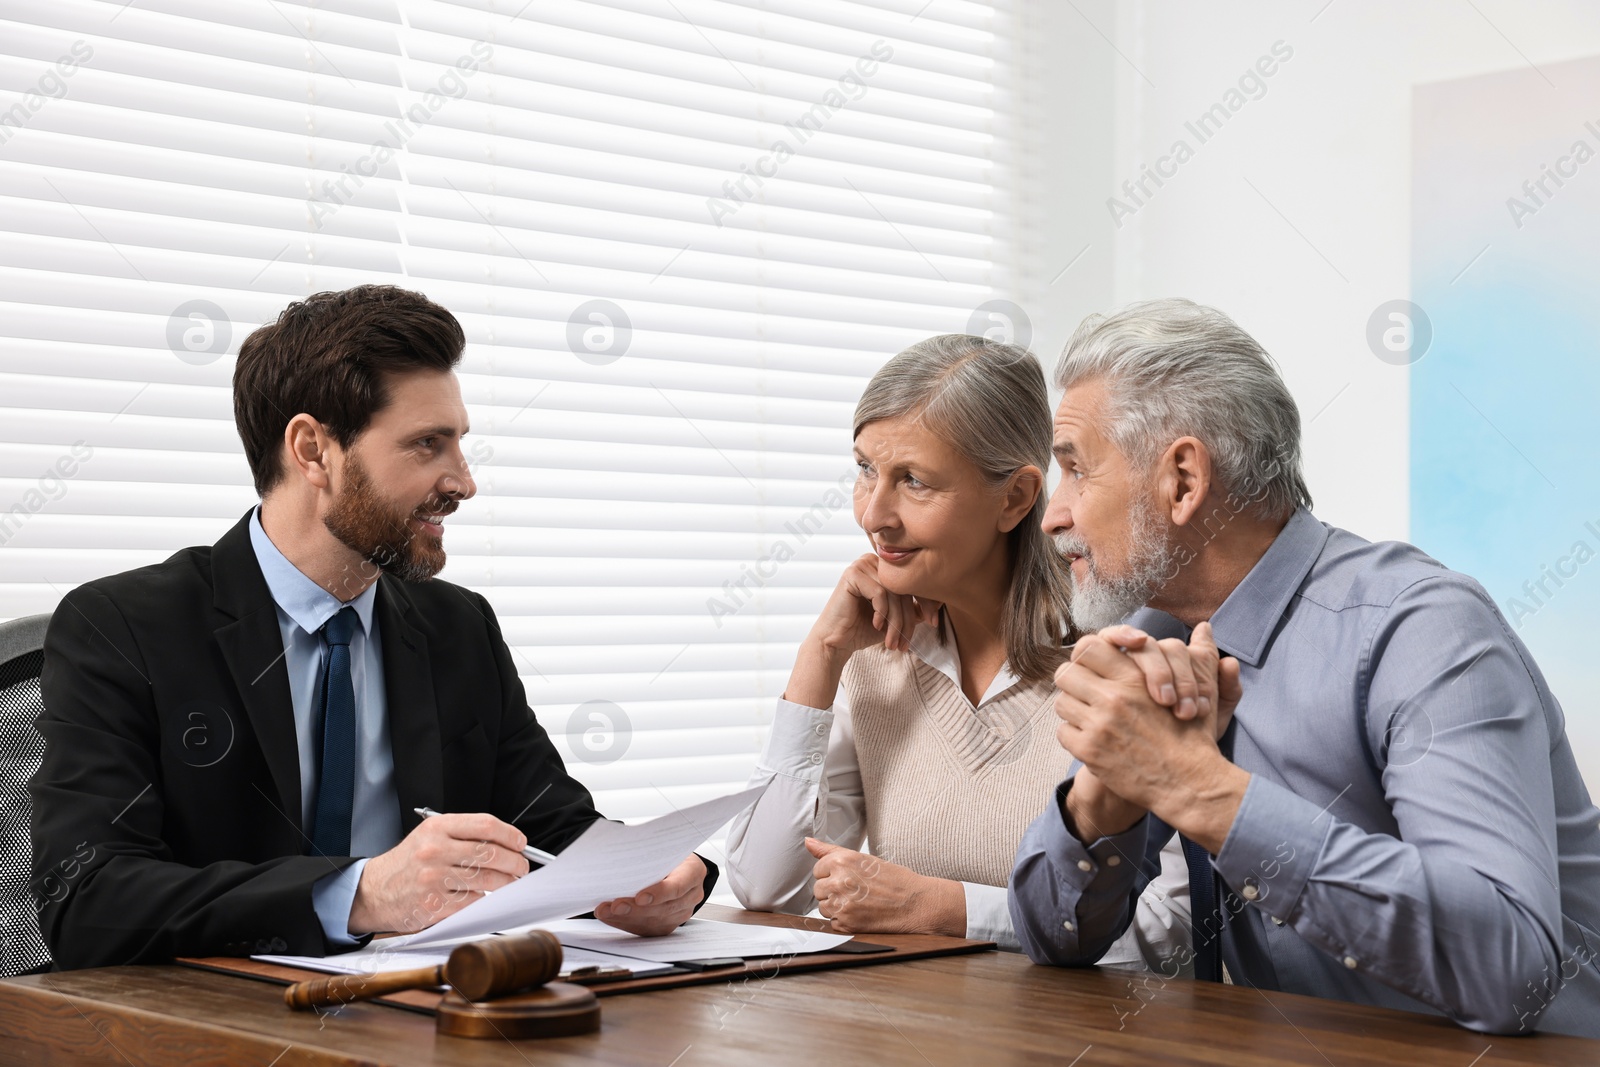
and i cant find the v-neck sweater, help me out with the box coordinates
[844,644,1072,888]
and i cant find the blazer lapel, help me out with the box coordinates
[377,578,443,829]
[210,510,304,833]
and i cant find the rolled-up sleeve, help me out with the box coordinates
[1009,776,1155,965]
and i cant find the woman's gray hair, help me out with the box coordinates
[854,334,1073,683]
[1055,298,1312,520]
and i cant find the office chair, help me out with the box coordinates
[0,613,51,976]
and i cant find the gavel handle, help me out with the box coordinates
[284,964,446,1011]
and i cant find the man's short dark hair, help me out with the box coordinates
[234,284,465,495]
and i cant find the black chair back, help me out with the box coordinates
[0,613,51,976]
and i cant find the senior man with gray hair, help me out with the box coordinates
[1008,298,1600,1037]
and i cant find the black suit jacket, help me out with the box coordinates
[32,510,714,968]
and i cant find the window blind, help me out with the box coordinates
[0,0,1012,851]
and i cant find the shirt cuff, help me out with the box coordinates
[757,699,834,781]
[1047,778,1149,893]
[1042,777,1150,955]
[1213,773,1333,922]
[1008,776,1151,965]
[961,881,1019,951]
[312,858,368,951]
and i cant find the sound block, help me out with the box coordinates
[435,983,600,1039]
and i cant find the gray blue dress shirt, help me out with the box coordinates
[1008,508,1600,1037]
[249,508,402,946]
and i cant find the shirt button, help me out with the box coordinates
[1343,955,1358,970]
[1077,859,1093,872]
[807,752,823,765]
[1062,920,1075,932]
[1272,916,1285,926]
[1241,881,1259,901]
[1106,856,1121,867]
[814,723,827,737]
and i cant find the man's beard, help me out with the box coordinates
[1055,495,1175,632]
[323,453,453,584]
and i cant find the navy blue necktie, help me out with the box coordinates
[1183,835,1223,982]
[310,606,358,858]
[1185,715,1236,982]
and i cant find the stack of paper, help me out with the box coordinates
[258,937,678,981]
[256,917,851,981]
[526,917,850,963]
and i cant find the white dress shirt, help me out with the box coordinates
[726,621,1191,967]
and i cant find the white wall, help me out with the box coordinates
[1027,0,1600,543]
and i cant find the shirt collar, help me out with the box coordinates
[1207,507,1329,668]
[248,506,377,639]
[909,611,1022,706]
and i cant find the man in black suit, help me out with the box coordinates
[32,285,713,967]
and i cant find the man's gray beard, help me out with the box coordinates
[1056,501,1175,632]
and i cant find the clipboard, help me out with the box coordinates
[176,904,996,1015]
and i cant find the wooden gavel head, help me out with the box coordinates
[284,928,563,1011]
[444,928,563,1001]
[435,932,600,1040]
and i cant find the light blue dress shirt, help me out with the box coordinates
[1009,508,1600,1037]
[249,508,403,947]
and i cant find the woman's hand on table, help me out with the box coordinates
[804,837,965,937]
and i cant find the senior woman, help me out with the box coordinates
[726,334,1191,967]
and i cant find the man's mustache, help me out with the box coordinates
[1053,532,1089,558]
[413,497,459,519]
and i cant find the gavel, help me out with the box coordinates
[285,929,563,1010]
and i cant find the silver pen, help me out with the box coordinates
[413,806,560,866]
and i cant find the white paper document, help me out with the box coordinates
[257,916,851,980]
[256,782,766,976]
[528,917,851,963]
[255,940,676,980]
[385,784,766,950]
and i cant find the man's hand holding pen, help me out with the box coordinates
[348,809,706,938]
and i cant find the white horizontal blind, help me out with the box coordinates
[0,0,1010,846]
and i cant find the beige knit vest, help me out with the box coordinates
[844,645,1073,888]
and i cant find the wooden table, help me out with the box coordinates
[4,910,1598,1066]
